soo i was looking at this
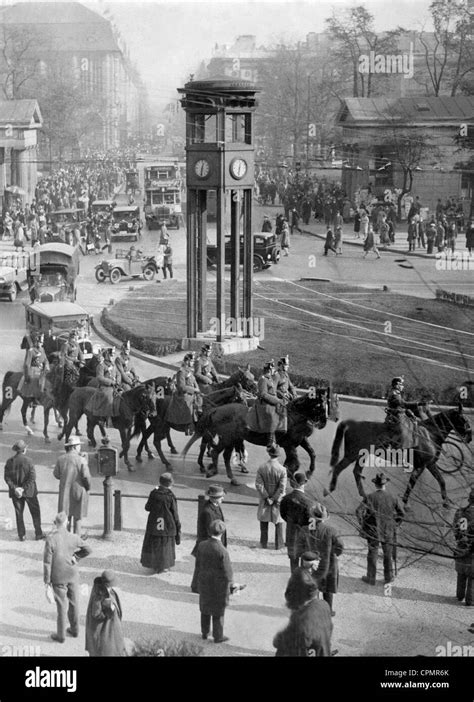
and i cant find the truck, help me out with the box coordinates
[0,250,29,301]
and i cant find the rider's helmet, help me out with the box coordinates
[183,351,195,364]
[92,344,101,356]
[263,360,275,373]
[121,340,131,355]
[201,343,212,355]
[391,376,404,388]
[278,355,289,368]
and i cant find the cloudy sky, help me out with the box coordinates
[96,0,434,107]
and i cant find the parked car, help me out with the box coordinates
[95,247,160,284]
[24,300,91,338]
[207,232,280,272]
[0,264,28,301]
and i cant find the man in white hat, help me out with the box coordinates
[4,440,44,541]
[53,437,91,537]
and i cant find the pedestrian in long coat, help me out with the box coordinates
[465,220,474,254]
[273,575,333,656]
[353,210,361,236]
[452,488,474,606]
[280,473,314,571]
[196,519,239,643]
[85,570,126,656]
[191,484,226,592]
[297,503,344,615]
[280,221,290,255]
[363,225,381,258]
[53,436,91,536]
[255,445,287,549]
[140,473,181,573]
[356,473,404,585]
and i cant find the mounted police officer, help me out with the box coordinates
[115,341,140,391]
[194,344,219,393]
[21,333,49,402]
[85,347,120,424]
[274,356,296,433]
[165,352,202,435]
[248,360,281,448]
[60,329,84,368]
[384,376,417,472]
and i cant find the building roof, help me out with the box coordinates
[338,96,474,127]
[0,2,119,53]
[0,100,42,127]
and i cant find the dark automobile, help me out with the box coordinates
[207,232,280,272]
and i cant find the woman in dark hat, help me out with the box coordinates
[140,473,181,574]
[85,570,126,657]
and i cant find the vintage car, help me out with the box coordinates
[49,208,86,234]
[95,247,160,284]
[25,300,90,337]
[125,169,139,193]
[207,232,281,272]
[111,205,141,241]
[0,264,28,301]
[91,199,115,216]
[28,243,80,303]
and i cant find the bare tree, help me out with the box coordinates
[0,25,45,99]
[417,0,474,96]
[325,5,404,98]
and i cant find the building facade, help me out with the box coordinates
[0,99,42,207]
[0,2,145,152]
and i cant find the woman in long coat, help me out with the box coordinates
[140,472,181,573]
[280,221,290,255]
[85,570,126,657]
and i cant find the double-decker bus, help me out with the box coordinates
[143,159,182,230]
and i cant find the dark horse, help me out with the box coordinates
[328,402,472,507]
[183,389,330,483]
[134,369,258,481]
[59,383,157,470]
[0,371,59,442]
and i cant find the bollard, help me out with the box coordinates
[103,476,113,540]
[114,489,122,531]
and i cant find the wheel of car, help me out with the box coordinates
[253,255,264,272]
[143,265,156,281]
[95,268,106,283]
[272,248,281,264]
[8,285,17,302]
[109,268,122,284]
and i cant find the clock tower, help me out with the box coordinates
[178,79,260,345]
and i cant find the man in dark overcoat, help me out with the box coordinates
[4,440,44,541]
[452,488,474,607]
[357,473,405,585]
[280,473,314,572]
[54,436,91,537]
[196,519,241,643]
[191,485,227,592]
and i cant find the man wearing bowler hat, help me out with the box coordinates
[280,473,315,572]
[54,436,91,537]
[191,484,226,592]
[357,472,405,586]
[4,440,44,541]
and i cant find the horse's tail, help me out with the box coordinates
[330,421,348,467]
[181,433,201,458]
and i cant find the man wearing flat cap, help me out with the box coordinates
[43,512,92,643]
[452,488,474,607]
[255,444,287,549]
[191,485,227,592]
[4,440,44,541]
[356,473,405,586]
[280,473,315,572]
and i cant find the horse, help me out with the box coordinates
[0,370,61,442]
[59,383,157,470]
[134,375,255,481]
[182,389,330,484]
[328,402,472,507]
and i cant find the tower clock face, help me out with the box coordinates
[194,159,211,179]
[229,157,248,180]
